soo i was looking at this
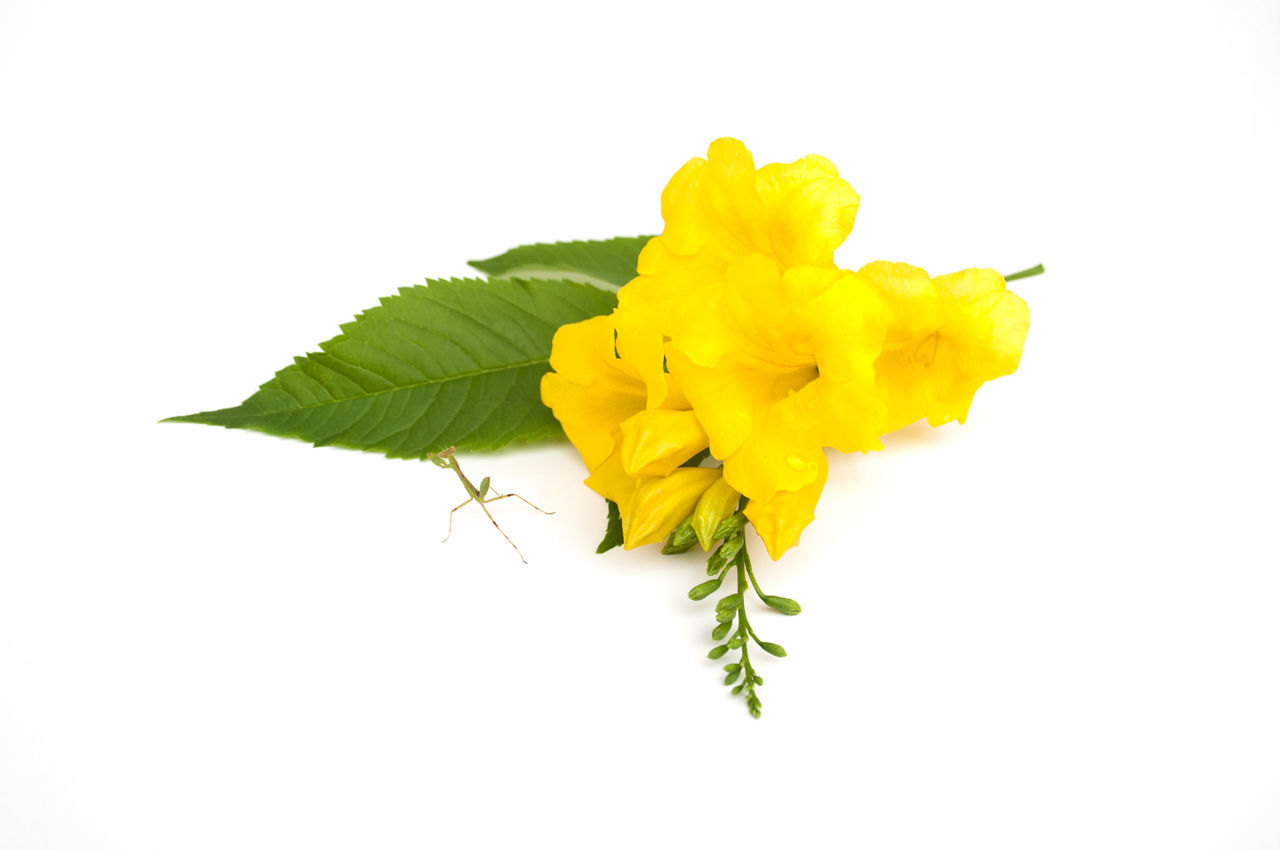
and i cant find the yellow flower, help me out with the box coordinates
[538,314,642,471]
[666,259,887,559]
[540,310,713,551]
[541,139,1032,565]
[618,137,861,358]
[860,262,1030,432]
[538,312,679,473]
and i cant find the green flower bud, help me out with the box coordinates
[716,534,744,564]
[763,595,802,616]
[713,512,748,540]
[661,517,698,554]
[715,593,743,614]
[688,578,723,601]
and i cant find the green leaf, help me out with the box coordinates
[679,447,712,469]
[596,500,623,554]
[758,641,787,657]
[688,578,723,601]
[468,236,655,288]
[707,645,729,660]
[763,596,802,616]
[165,277,617,457]
[711,621,732,642]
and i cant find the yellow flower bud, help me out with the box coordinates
[690,477,741,551]
[619,409,710,478]
[622,467,721,550]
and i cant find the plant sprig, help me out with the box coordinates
[686,517,801,718]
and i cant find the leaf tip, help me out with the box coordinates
[159,406,249,428]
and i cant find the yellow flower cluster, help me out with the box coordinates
[541,139,1029,561]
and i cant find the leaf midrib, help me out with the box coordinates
[209,355,551,421]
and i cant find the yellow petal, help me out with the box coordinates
[796,375,885,455]
[623,467,723,550]
[666,263,887,487]
[744,454,828,561]
[668,347,816,462]
[754,154,860,268]
[667,253,776,368]
[583,447,640,508]
[799,268,888,385]
[857,260,939,347]
[618,409,710,478]
[622,139,862,354]
[540,315,646,470]
[691,476,742,551]
[935,269,1030,382]
[720,391,825,503]
[613,308,672,410]
[654,139,858,269]
[657,137,762,259]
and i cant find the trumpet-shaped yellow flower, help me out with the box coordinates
[860,262,1030,431]
[618,137,861,358]
[665,260,886,558]
[539,309,684,470]
[541,139,1032,565]
[541,310,711,552]
[539,314,648,472]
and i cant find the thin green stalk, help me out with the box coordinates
[1004,263,1045,282]
[744,548,767,601]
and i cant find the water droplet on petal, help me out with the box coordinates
[786,453,807,471]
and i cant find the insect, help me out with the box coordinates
[425,446,552,563]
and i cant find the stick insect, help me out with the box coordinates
[425,446,553,563]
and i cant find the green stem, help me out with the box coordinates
[1003,263,1045,282]
[742,546,768,603]
[737,543,782,652]
[735,553,761,717]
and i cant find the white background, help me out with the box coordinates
[2,1,1278,847]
